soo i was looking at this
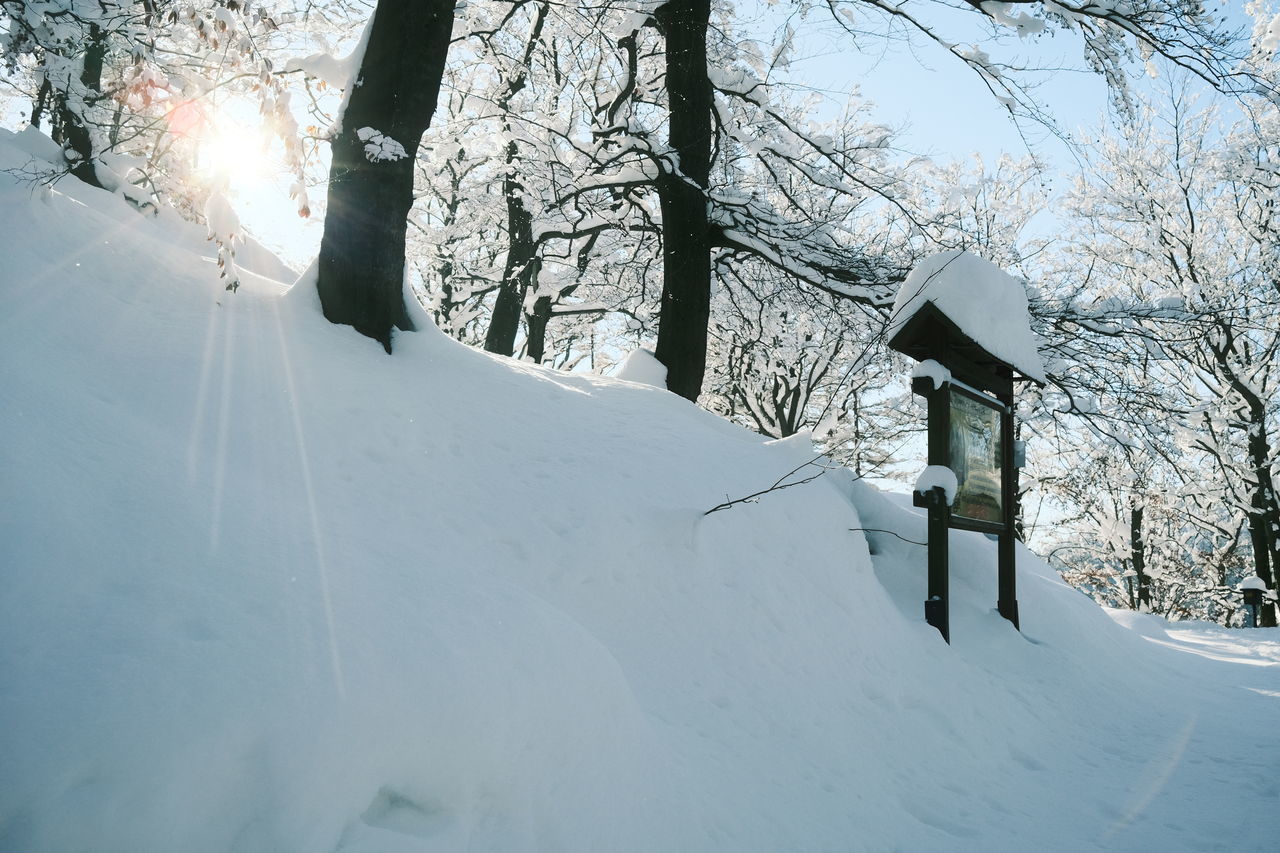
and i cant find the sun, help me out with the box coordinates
[177,98,321,263]
[196,113,276,189]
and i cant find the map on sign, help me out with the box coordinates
[949,390,1003,523]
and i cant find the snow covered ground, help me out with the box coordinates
[1,131,1277,852]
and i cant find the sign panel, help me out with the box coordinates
[948,389,1003,524]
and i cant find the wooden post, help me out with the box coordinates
[997,393,1019,628]
[925,382,951,643]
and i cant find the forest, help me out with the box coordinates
[3,0,1280,626]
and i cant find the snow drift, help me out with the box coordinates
[1,131,1277,853]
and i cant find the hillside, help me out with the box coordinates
[1,130,1277,853]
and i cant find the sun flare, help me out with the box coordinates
[196,119,275,188]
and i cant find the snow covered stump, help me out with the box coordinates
[886,251,1045,643]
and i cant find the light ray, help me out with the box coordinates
[1104,713,1198,839]
[270,295,346,698]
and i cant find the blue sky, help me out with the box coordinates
[769,4,1117,168]
[754,0,1265,257]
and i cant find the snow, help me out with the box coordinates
[285,27,371,93]
[357,127,409,163]
[914,464,959,505]
[612,10,652,39]
[911,357,952,391]
[285,13,376,132]
[1261,12,1280,54]
[10,124,63,161]
[1,131,1278,852]
[979,1,1047,37]
[888,249,1048,384]
[612,347,667,388]
[1241,575,1269,591]
[212,6,239,34]
[203,189,241,243]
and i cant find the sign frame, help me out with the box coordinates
[890,301,1033,644]
[947,384,1006,530]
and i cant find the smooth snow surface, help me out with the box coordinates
[888,250,1047,383]
[2,133,1278,853]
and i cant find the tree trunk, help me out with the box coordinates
[525,232,597,364]
[524,294,554,363]
[484,140,538,356]
[316,0,456,352]
[31,76,51,131]
[480,5,548,357]
[653,0,712,402]
[426,145,466,332]
[50,26,106,188]
[1130,505,1151,611]
[1247,423,1278,626]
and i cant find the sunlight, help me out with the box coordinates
[197,118,274,188]
[165,95,278,190]
[175,97,320,265]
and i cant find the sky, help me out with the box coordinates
[785,0,1261,159]
[750,2,1116,165]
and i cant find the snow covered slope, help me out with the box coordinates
[2,134,1277,853]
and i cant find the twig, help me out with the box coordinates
[704,455,834,515]
[851,527,926,547]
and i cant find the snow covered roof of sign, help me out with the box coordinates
[887,250,1046,385]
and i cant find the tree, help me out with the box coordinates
[702,268,919,474]
[2,1,135,187]
[1033,81,1280,624]
[315,0,457,352]
[479,1,549,356]
[402,0,661,365]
